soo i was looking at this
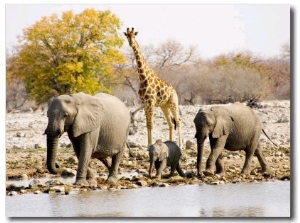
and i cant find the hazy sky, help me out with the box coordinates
[5,4,290,59]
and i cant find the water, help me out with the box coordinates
[6,180,290,217]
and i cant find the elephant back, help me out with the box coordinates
[95,93,131,152]
[164,141,182,164]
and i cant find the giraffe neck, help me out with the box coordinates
[130,40,156,82]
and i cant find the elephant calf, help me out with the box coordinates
[148,139,185,179]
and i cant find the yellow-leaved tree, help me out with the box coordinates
[7,9,125,104]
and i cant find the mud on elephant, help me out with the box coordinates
[193,103,277,177]
[44,92,130,186]
[148,139,185,179]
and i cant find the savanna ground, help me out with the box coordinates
[6,100,290,195]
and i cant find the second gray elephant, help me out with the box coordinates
[45,92,130,186]
[148,139,185,179]
[194,103,276,177]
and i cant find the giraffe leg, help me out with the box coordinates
[144,104,155,148]
[169,95,182,148]
[160,106,174,142]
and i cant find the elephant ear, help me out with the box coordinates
[71,93,103,137]
[159,143,169,161]
[212,113,234,138]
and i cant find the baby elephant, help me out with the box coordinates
[148,139,185,179]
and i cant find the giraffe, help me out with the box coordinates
[124,27,182,148]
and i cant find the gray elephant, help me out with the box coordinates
[193,103,276,177]
[148,139,185,179]
[44,92,130,186]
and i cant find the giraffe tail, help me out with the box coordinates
[173,118,177,130]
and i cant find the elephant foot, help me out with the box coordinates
[215,171,225,176]
[106,176,118,185]
[241,169,251,175]
[156,176,162,180]
[203,170,215,176]
[74,179,89,187]
[87,179,98,188]
[262,166,271,174]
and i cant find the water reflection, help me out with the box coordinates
[6,181,290,217]
[199,206,263,217]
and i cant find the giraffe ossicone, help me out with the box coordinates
[124,27,182,149]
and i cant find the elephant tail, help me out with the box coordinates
[262,129,278,147]
[126,142,135,158]
[176,164,186,178]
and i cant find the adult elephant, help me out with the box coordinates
[44,92,130,186]
[193,103,276,177]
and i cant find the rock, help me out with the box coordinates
[159,183,170,187]
[19,174,29,180]
[127,184,139,189]
[48,186,65,193]
[185,140,196,150]
[61,168,77,177]
[136,180,148,187]
[45,179,64,186]
[210,181,219,185]
[185,170,195,178]
[16,132,26,137]
[34,144,42,149]
[8,191,18,196]
[29,179,45,188]
[67,156,78,164]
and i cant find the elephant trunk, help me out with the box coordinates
[149,160,154,178]
[196,139,205,176]
[149,158,155,178]
[46,136,61,174]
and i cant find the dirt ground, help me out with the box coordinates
[6,145,290,195]
[6,100,290,194]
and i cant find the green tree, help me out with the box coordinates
[8,9,125,104]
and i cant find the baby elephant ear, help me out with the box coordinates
[159,143,169,161]
[71,93,103,137]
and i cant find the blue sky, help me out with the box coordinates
[5,4,290,59]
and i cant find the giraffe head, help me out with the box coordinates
[124,27,138,46]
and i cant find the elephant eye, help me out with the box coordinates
[63,112,69,117]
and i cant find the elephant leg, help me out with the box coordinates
[86,167,95,179]
[74,137,93,186]
[106,151,123,184]
[242,148,255,174]
[153,160,160,178]
[254,143,270,173]
[169,165,176,178]
[98,157,111,170]
[156,160,167,179]
[87,167,97,187]
[205,138,226,176]
[176,164,186,178]
[215,153,225,175]
[155,160,160,170]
